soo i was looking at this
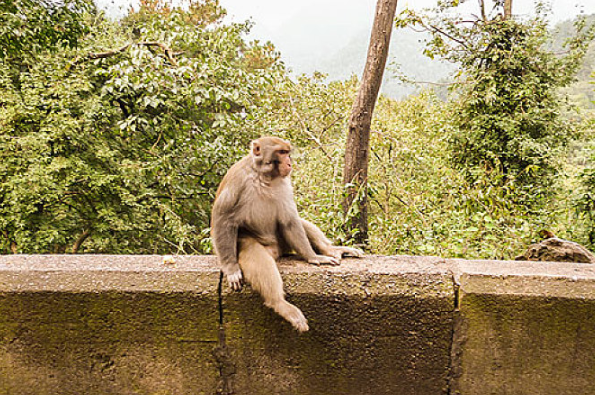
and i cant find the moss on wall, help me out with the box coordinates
[455,292,595,394]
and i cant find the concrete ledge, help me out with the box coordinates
[451,259,595,395]
[0,255,594,394]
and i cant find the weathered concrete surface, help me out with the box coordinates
[1,255,595,395]
[224,255,455,395]
[451,259,595,395]
[0,254,455,395]
[0,255,222,395]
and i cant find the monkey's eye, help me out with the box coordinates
[278,150,290,155]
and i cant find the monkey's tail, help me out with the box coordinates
[218,270,224,326]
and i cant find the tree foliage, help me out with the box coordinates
[0,0,94,59]
[397,1,594,201]
[0,0,284,253]
[577,115,595,247]
[1,0,595,259]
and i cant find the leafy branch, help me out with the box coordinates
[74,41,180,66]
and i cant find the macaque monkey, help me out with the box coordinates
[211,136,363,332]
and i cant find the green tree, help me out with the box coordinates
[0,0,285,254]
[397,1,594,204]
[0,0,93,59]
[577,95,595,247]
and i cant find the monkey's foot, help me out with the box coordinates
[287,308,309,332]
[331,246,364,259]
[292,317,309,332]
[271,301,309,332]
[308,255,340,266]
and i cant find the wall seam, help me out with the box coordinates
[446,266,462,395]
[213,270,236,395]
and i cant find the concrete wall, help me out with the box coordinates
[0,255,594,394]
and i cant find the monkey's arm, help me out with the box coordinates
[211,192,243,290]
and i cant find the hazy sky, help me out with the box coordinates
[220,0,595,41]
[219,0,595,72]
[96,0,595,75]
[217,0,595,32]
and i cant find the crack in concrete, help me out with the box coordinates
[213,270,236,395]
[446,268,462,395]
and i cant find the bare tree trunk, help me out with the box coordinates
[504,0,513,19]
[479,0,486,20]
[72,229,92,254]
[2,231,17,254]
[342,0,398,245]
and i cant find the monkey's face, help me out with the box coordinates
[274,148,292,177]
[251,137,293,178]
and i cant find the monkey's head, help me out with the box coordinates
[251,136,292,178]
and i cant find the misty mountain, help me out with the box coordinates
[288,15,595,101]
[287,26,455,99]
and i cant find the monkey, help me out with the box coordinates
[211,136,363,332]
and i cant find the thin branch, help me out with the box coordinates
[72,228,92,254]
[150,131,163,153]
[319,115,344,138]
[138,41,179,66]
[416,19,471,50]
[410,80,458,86]
[428,24,470,49]
[162,237,188,254]
[88,42,132,59]
[287,95,334,162]
[75,41,179,66]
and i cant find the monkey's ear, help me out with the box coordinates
[252,141,261,156]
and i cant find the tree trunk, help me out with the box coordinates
[504,0,513,19]
[2,231,17,254]
[72,229,92,254]
[342,0,398,245]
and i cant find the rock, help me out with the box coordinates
[515,237,595,263]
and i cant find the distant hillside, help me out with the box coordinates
[290,26,454,99]
[293,15,595,101]
[552,15,595,107]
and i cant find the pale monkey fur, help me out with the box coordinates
[211,136,362,332]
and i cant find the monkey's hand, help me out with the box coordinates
[227,269,243,291]
[308,255,340,266]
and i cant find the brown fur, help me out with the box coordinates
[211,136,363,331]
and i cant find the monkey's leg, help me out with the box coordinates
[301,219,364,259]
[238,238,309,332]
